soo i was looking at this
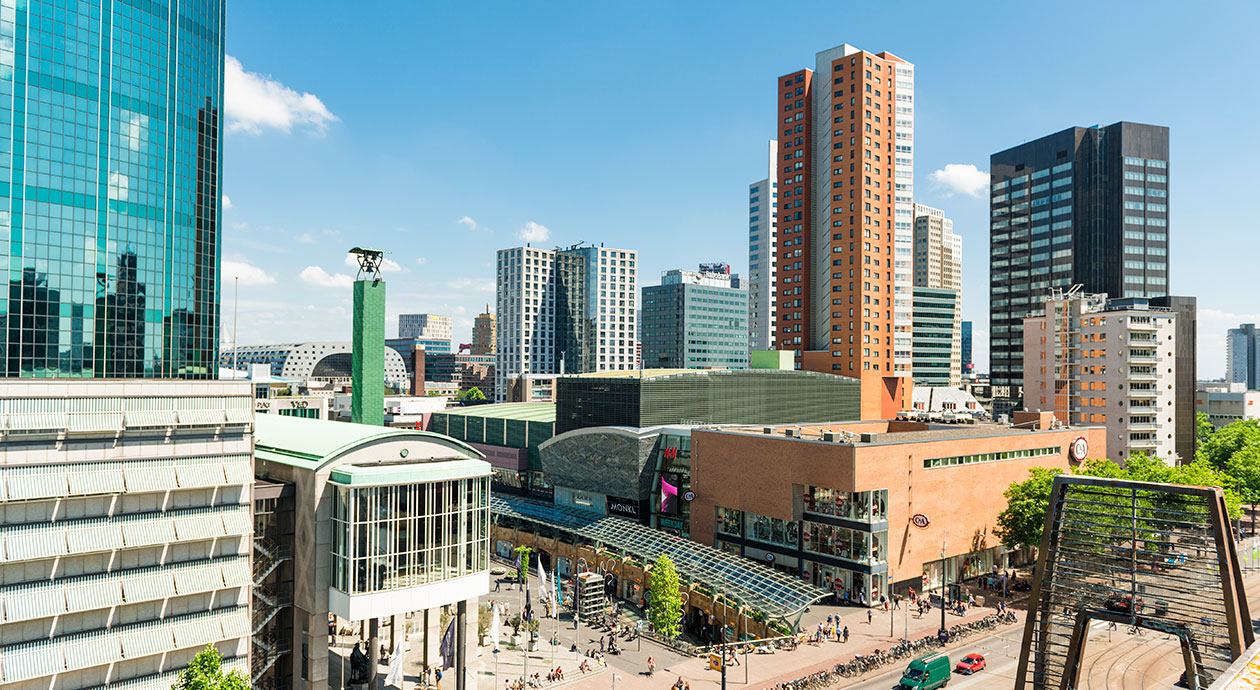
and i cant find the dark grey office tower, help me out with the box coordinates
[989,122,1170,417]
[961,320,973,375]
[1151,295,1196,462]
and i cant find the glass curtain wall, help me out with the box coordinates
[331,477,490,594]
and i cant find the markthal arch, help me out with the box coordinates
[1014,476,1253,690]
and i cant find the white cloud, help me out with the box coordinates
[223,259,276,286]
[295,232,314,243]
[447,278,495,293]
[928,163,990,198]
[125,113,149,151]
[457,216,485,232]
[416,257,428,265]
[517,221,550,242]
[344,253,402,273]
[222,194,234,210]
[224,55,337,135]
[108,172,129,201]
[299,265,354,288]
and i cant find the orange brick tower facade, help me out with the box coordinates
[775,45,915,419]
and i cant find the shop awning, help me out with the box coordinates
[491,493,829,619]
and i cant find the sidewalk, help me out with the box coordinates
[557,595,1017,690]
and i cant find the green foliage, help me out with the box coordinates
[508,613,523,636]
[457,387,487,401]
[514,545,531,585]
[1225,445,1260,506]
[173,645,249,690]
[994,467,1064,549]
[647,554,684,639]
[996,452,1246,550]
[1197,412,1216,446]
[1197,419,1260,471]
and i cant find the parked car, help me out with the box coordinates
[955,653,986,675]
[899,652,951,690]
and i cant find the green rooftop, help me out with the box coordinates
[253,413,481,471]
[438,402,556,423]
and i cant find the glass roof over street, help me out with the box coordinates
[491,493,829,619]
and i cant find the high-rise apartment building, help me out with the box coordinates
[398,313,452,341]
[1023,291,1179,463]
[961,320,974,375]
[472,306,496,355]
[1227,324,1259,390]
[911,204,961,387]
[990,122,1170,417]
[0,381,255,689]
[494,243,637,401]
[775,44,915,419]
[747,140,779,353]
[642,264,749,369]
[0,0,225,378]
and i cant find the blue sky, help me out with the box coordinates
[222,0,1258,378]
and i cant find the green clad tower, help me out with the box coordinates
[350,248,386,425]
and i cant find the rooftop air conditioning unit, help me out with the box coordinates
[785,428,801,438]
[763,427,775,435]
[860,433,875,443]
[822,431,839,442]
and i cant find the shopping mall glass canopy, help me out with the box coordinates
[491,493,829,620]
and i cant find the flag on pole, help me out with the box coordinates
[524,585,533,621]
[440,618,456,670]
[489,605,501,652]
[555,565,564,607]
[385,638,405,688]
[538,559,547,602]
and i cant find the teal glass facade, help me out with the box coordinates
[0,0,224,378]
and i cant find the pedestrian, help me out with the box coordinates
[843,625,849,643]
[599,635,605,652]
[893,594,901,610]
[435,666,443,690]
[909,587,916,602]
[867,609,873,624]
[496,579,502,592]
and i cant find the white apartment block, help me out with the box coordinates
[397,313,452,341]
[913,203,963,386]
[748,139,778,353]
[1024,291,1178,464]
[495,244,637,401]
[1197,381,1260,429]
[0,380,254,690]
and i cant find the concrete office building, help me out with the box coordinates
[1023,291,1179,463]
[1197,382,1260,429]
[748,141,780,353]
[252,414,491,690]
[990,122,1170,417]
[774,44,916,419]
[641,265,749,370]
[911,204,961,387]
[223,343,410,388]
[494,243,637,401]
[472,307,496,356]
[0,381,254,689]
[1228,324,1260,390]
[398,314,453,342]
[0,0,225,379]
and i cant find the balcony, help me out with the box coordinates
[1128,388,1159,398]
[1128,352,1158,364]
[1128,438,1160,448]
[1127,422,1160,432]
[1128,370,1158,381]
[1127,319,1159,332]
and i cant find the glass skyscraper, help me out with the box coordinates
[0,0,224,378]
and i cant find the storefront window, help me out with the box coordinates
[715,506,743,536]
[744,511,798,548]
[803,486,889,523]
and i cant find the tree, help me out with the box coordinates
[1197,419,1260,471]
[514,545,531,585]
[458,387,486,402]
[477,603,492,645]
[173,645,249,690]
[647,554,684,639]
[1198,412,1216,446]
[994,467,1063,550]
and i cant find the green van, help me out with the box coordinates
[899,652,951,689]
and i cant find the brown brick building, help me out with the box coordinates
[689,420,1105,606]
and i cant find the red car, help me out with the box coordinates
[955,653,986,674]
